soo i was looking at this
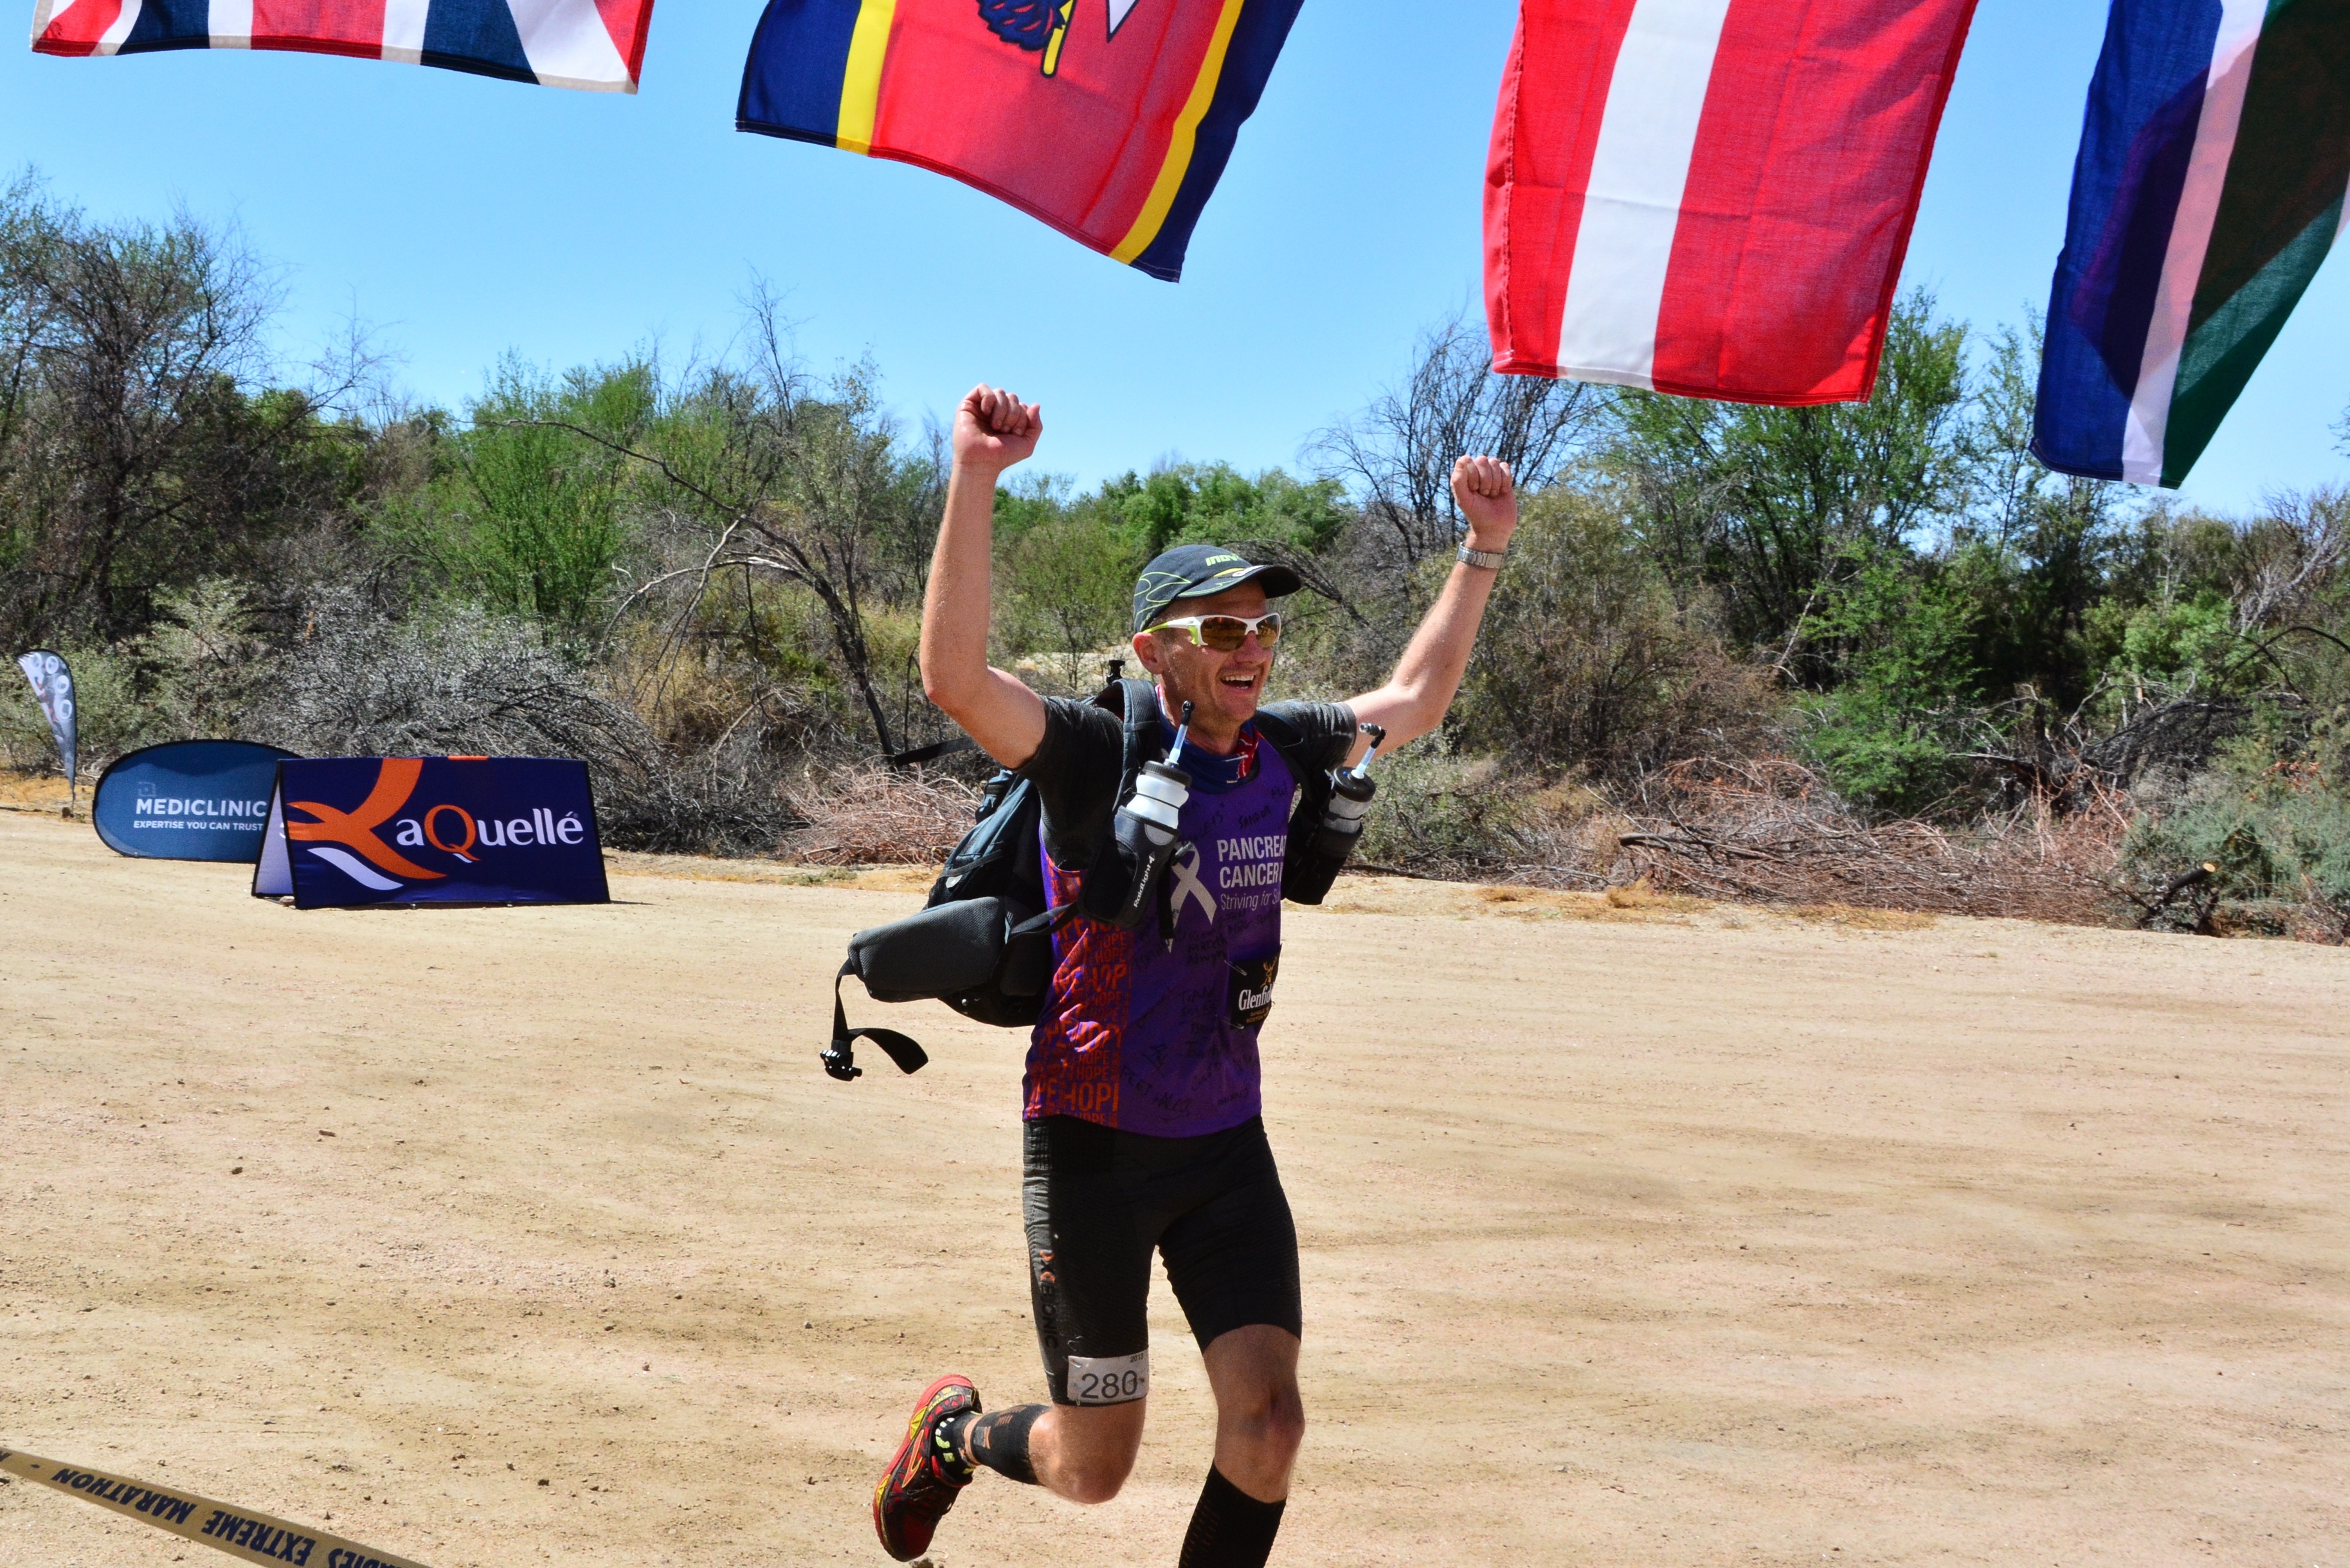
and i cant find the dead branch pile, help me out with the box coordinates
[1966,687,2255,812]
[777,764,981,866]
[1614,759,2126,922]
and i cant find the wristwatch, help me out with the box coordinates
[1457,543,1507,570]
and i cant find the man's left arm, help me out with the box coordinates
[1341,455,1517,761]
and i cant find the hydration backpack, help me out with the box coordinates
[824,677,1340,1082]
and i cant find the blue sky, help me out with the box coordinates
[4,0,2345,514]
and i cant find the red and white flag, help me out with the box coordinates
[1484,0,1978,405]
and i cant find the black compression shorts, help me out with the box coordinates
[1021,1114,1301,1407]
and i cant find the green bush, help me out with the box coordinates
[1794,687,1968,818]
[1097,463,1349,557]
[1356,740,1528,873]
[1456,489,1774,780]
[0,640,163,773]
[2119,723,2350,937]
[2098,590,2244,689]
[995,511,1142,693]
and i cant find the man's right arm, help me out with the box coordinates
[919,384,1050,770]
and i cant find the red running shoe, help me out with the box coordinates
[873,1374,978,1561]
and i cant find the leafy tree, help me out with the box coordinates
[391,357,652,632]
[996,511,1139,692]
[564,321,944,758]
[1457,489,1770,780]
[1096,462,1349,558]
[1607,291,1971,670]
[0,175,372,645]
[1791,547,1992,813]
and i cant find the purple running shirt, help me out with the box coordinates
[1017,698,1355,1136]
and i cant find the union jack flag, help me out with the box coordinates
[30,0,656,92]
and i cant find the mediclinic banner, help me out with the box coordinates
[253,756,609,909]
[92,740,297,862]
[14,648,76,796]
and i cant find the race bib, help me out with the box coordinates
[1227,951,1280,1027]
[1065,1351,1149,1406]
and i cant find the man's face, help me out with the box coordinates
[1132,583,1275,734]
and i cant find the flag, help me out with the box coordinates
[29,0,656,92]
[736,0,1304,281]
[1484,0,1980,404]
[14,648,76,798]
[2034,0,2350,489]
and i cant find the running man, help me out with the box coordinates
[875,384,1519,1566]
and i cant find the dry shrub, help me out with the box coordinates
[1457,490,1780,783]
[1601,876,1713,914]
[1613,759,2124,923]
[256,588,800,855]
[779,764,981,866]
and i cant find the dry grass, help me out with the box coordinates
[1783,902,1939,930]
[776,764,982,866]
[604,852,933,894]
[1613,759,2124,924]
[0,767,77,815]
[1600,876,1714,914]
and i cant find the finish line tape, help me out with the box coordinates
[1,1442,432,1568]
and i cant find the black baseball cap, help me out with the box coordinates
[1131,544,1303,633]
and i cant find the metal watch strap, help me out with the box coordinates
[1457,543,1507,570]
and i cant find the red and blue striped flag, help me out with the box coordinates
[2034,0,2350,488]
[29,0,655,91]
[736,0,1304,281]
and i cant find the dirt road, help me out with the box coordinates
[2,806,2345,1566]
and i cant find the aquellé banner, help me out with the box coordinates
[253,757,609,909]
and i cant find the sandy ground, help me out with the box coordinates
[2,803,2346,1568]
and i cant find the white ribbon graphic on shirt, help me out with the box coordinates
[1167,843,1217,927]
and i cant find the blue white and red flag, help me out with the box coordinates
[29,0,655,91]
[2035,0,2350,487]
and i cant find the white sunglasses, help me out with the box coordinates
[1142,612,1285,651]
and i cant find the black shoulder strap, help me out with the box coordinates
[824,961,930,1082]
[1074,677,1170,926]
[1108,676,1161,794]
[1255,707,1340,822]
[825,904,1077,1081]
[1252,707,1324,782]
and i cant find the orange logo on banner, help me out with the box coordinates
[286,759,443,881]
[423,804,478,863]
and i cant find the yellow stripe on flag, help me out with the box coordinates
[836,0,898,157]
[1110,0,1247,265]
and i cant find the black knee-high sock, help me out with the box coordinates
[945,1405,1044,1485]
[1178,1465,1285,1568]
